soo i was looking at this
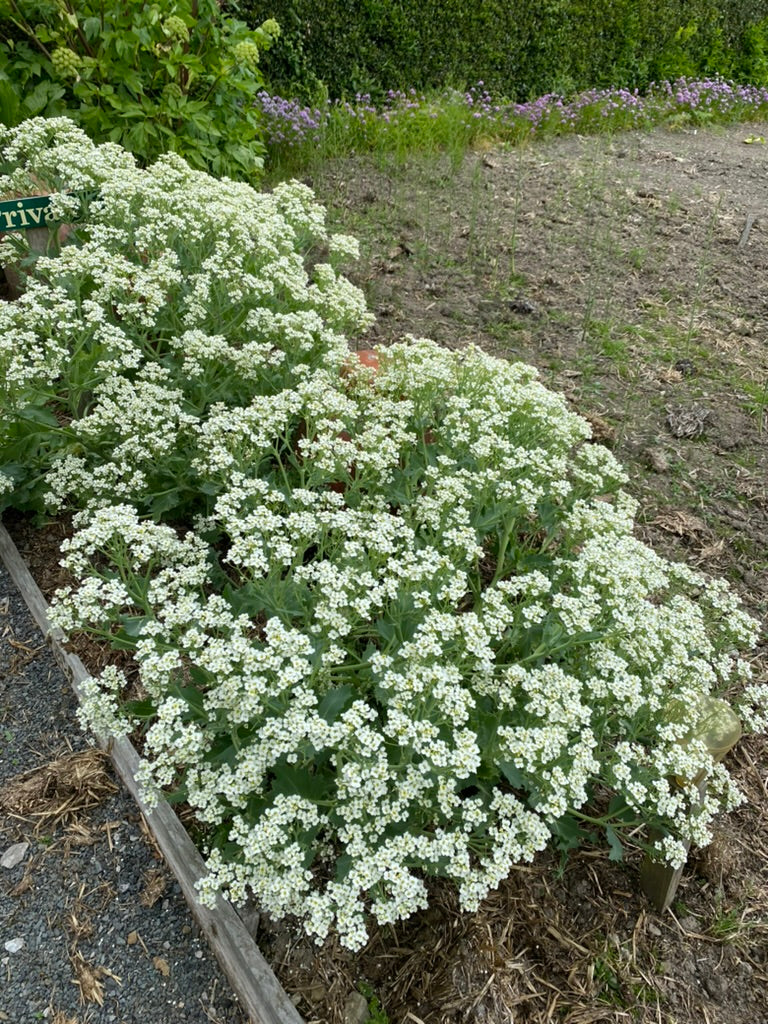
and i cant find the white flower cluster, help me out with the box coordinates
[0,117,134,196]
[0,118,371,515]
[53,336,762,950]
[5,120,761,951]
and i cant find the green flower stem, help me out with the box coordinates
[570,809,643,829]
[490,518,516,587]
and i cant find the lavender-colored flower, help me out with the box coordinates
[254,76,768,160]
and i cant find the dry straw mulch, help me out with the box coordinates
[0,747,117,831]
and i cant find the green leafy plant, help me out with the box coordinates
[358,983,389,1024]
[0,0,280,178]
[653,20,703,80]
[737,17,768,84]
[0,66,21,126]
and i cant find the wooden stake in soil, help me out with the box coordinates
[0,522,304,1024]
[640,699,742,914]
[738,210,758,249]
[639,790,704,914]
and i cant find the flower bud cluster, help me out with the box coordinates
[50,47,81,78]
[162,15,189,41]
[233,39,260,70]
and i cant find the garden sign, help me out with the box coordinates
[0,191,95,232]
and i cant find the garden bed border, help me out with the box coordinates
[0,521,305,1024]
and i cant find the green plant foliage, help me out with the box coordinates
[0,0,280,178]
[735,17,768,85]
[0,75,22,127]
[237,0,768,101]
[256,79,768,180]
[358,983,390,1024]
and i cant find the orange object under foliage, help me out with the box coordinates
[342,348,380,378]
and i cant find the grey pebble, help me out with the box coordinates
[703,973,727,1001]
[343,990,369,1024]
[0,841,29,869]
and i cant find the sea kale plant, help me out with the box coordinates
[0,118,367,516]
[1,118,765,951]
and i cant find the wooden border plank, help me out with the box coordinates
[0,522,304,1024]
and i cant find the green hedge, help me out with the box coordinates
[237,0,768,99]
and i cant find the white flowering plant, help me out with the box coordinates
[2,119,765,951]
[0,118,370,516]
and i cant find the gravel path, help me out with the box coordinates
[0,561,249,1024]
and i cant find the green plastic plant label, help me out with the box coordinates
[0,191,95,232]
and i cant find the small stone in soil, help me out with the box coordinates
[703,974,727,1001]
[507,296,540,316]
[307,983,326,1004]
[343,991,369,1024]
[239,904,261,939]
[0,842,29,869]
[666,404,711,439]
[644,447,669,473]
[673,358,696,377]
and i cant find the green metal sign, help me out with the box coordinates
[0,191,95,232]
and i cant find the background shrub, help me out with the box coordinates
[239,0,768,100]
[0,0,280,179]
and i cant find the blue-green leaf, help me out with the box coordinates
[318,684,355,723]
[605,825,624,862]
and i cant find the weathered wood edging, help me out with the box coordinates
[0,522,304,1024]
